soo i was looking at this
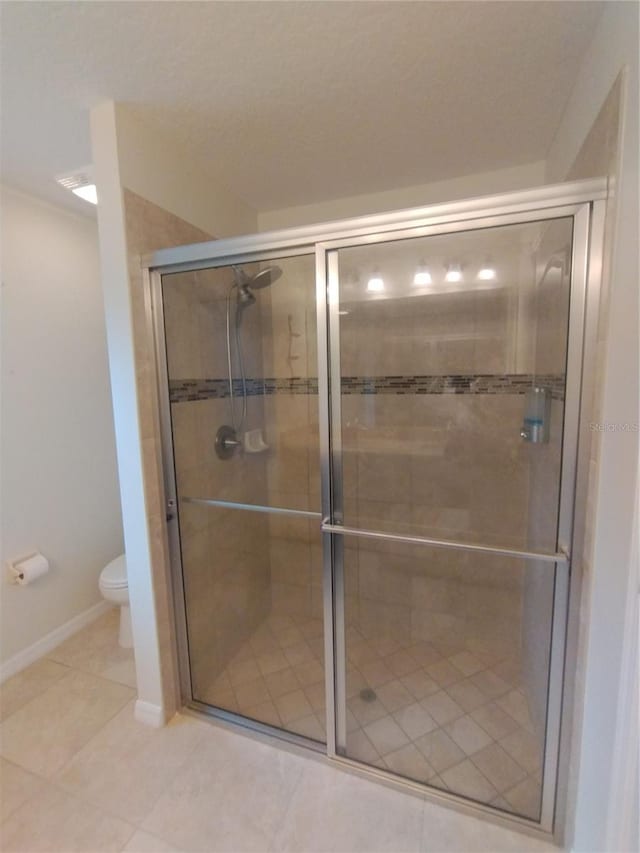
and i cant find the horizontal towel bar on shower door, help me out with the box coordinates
[182,496,323,519]
[320,522,569,565]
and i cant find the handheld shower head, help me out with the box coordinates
[232,264,282,300]
[223,262,283,448]
[248,266,282,289]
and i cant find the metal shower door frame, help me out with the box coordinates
[144,179,606,842]
[316,198,603,839]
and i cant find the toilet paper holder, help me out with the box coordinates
[7,552,50,585]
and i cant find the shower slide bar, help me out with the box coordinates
[182,496,322,519]
[321,522,569,566]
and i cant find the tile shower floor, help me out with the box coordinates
[202,613,543,823]
[0,608,556,852]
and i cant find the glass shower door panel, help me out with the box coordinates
[180,503,326,741]
[342,535,553,822]
[162,254,325,741]
[332,217,574,814]
[335,218,573,553]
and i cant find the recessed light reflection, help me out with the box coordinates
[445,263,463,283]
[413,269,433,286]
[477,266,496,281]
[366,276,385,293]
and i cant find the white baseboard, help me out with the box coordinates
[0,600,112,683]
[134,699,166,728]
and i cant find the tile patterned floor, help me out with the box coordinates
[202,613,543,822]
[201,613,328,743]
[0,609,555,852]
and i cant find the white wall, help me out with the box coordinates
[0,186,123,668]
[545,3,639,850]
[258,161,545,230]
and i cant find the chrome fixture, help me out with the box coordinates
[232,264,281,304]
[215,424,241,459]
[216,264,282,460]
[320,521,569,564]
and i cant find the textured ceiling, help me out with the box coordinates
[1,1,602,217]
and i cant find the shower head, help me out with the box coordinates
[249,266,282,289]
[232,264,282,295]
[232,264,282,311]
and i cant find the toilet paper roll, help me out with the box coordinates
[13,553,49,585]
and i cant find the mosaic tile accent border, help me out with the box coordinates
[169,374,565,403]
[169,377,319,402]
[340,374,565,398]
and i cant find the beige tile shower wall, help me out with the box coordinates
[340,392,526,656]
[336,272,538,664]
[257,243,546,652]
[340,289,514,378]
[258,245,545,667]
[531,218,573,379]
[340,379,530,544]
[259,256,321,623]
[161,265,271,695]
[344,537,526,661]
[338,277,539,578]
[260,255,318,381]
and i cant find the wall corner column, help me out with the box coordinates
[90,100,173,726]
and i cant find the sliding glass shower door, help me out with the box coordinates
[150,184,601,834]
[323,216,575,824]
[161,254,327,742]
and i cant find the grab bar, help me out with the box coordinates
[182,496,322,519]
[320,521,569,565]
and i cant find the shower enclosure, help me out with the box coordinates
[145,180,604,836]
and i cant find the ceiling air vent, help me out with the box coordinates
[55,167,97,204]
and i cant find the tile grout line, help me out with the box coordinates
[44,654,137,691]
[50,691,137,783]
[47,695,211,835]
[266,745,308,853]
[0,756,47,827]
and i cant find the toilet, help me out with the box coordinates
[99,554,132,648]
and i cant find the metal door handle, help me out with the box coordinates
[321,521,569,565]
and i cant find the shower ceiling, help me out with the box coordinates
[1,1,603,215]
